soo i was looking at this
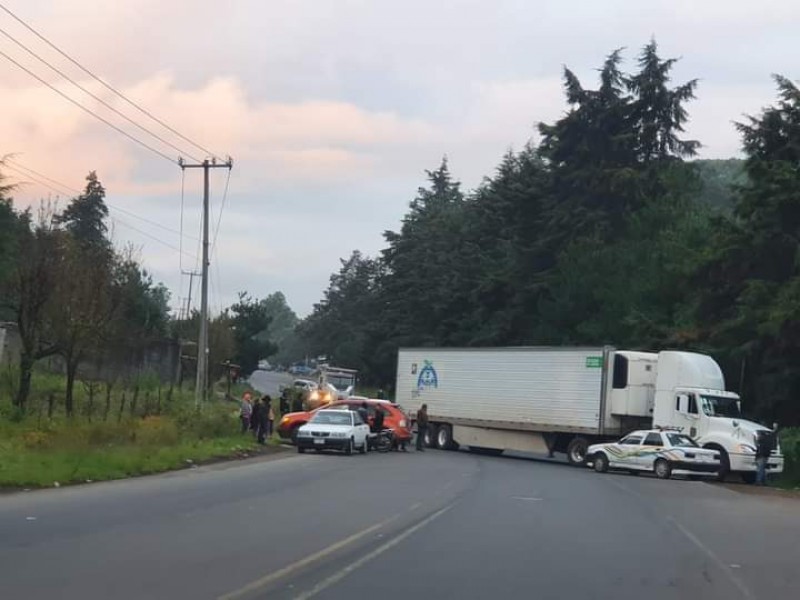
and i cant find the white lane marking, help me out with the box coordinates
[25,516,37,521]
[217,514,402,600]
[667,518,756,600]
[292,502,455,600]
[511,496,542,502]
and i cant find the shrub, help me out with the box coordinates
[780,427,800,483]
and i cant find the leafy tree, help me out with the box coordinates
[695,76,800,424]
[1,205,61,411]
[229,293,276,376]
[56,171,110,250]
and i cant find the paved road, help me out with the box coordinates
[1,448,798,600]
[248,369,294,398]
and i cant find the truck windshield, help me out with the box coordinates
[699,395,741,419]
[327,375,355,391]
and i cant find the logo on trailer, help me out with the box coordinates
[417,360,438,390]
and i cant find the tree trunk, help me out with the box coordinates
[118,392,126,423]
[65,360,78,417]
[104,383,113,422]
[47,393,55,419]
[15,353,35,412]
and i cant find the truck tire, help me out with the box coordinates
[426,425,439,449]
[593,453,609,473]
[566,437,589,466]
[436,424,457,450]
[654,458,672,480]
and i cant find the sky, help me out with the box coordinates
[1,0,798,316]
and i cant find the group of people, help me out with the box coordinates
[239,392,276,445]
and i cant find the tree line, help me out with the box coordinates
[0,168,292,415]
[297,41,800,426]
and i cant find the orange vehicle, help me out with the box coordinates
[278,398,411,445]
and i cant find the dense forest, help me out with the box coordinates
[298,42,800,427]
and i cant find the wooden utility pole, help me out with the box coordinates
[179,157,233,408]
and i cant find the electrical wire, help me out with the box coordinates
[0,1,221,161]
[4,157,197,241]
[0,48,179,164]
[211,167,231,258]
[0,26,202,163]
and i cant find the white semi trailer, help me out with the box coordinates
[395,347,784,481]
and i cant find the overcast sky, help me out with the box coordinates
[2,0,798,316]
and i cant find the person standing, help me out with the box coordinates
[755,429,776,486]
[240,393,253,434]
[250,396,263,437]
[415,404,429,452]
[254,395,270,445]
[266,395,276,439]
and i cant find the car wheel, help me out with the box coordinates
[437,424,455,450]
[290,425,302,445]
[593,453,609,473]
[654,458,672,480]
[345,438,353,456]
[566,437,589,466]
[711,447,730,482]
[359,436,367,454]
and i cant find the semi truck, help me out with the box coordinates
[395,347,784,481]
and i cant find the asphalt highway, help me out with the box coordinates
[1,440,798,600]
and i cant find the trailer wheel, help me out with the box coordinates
[426,425,439,449]
[436,424,456,450]
[566,437,589,466]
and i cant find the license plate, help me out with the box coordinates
[314,439,325,445]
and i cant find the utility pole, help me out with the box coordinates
[182,270,200,318]
[179,157,233,408]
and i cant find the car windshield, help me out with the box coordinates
[310,412,352,426]
[699,395,741,419]
[666,433,698,448]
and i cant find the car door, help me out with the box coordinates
[640,432,665,471]
[352,412,368,447]
[614,434,644,469]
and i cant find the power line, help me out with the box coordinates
[211,168,232,257]
[4,157,197,241]
[0,48,179,164]
[2,160,71,197]
[110,216,197,261]
[0,1,221,161]
[0,26,202,163]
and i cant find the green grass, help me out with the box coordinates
[0,368,281,488]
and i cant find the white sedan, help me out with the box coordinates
[296,409,370,455]
[586,430,721,479]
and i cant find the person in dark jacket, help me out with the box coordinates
[372,406,385,433]
[280,389,290,416]
[254,395,271,444]
[415,404,429,451]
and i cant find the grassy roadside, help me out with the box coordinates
[0,369,287,489]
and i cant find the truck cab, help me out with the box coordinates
[651,351,783,480]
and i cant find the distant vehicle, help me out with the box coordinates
[396,347,784,482]
[257,359,272,371]
[586,429,721,479]
[296,409,369,455]
[289,364,315,376]
[292,379,318,392]
[278,398,411,445]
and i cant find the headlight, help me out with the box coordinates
[310,391,319,400]
[297,429,310,437]
[737,443,756,454]
[280,416,289,425]
[399,419,407,428]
